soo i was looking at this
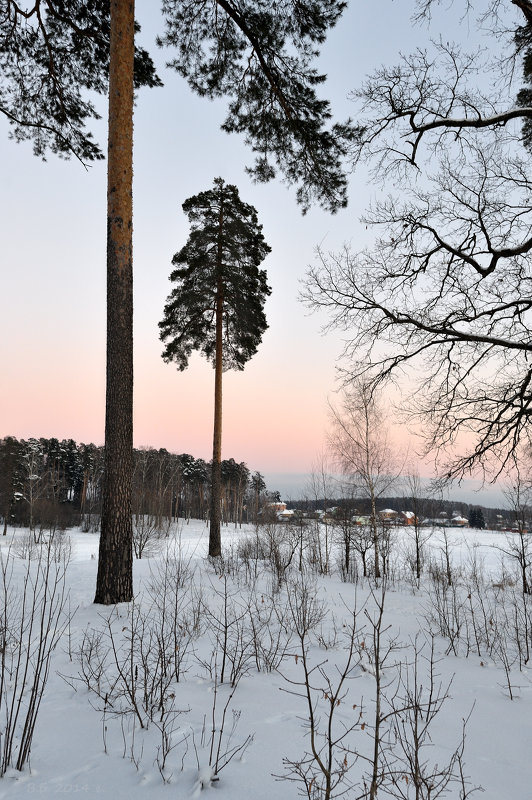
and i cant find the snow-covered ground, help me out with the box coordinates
[0,520,530,799]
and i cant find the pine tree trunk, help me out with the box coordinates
[209,272,224,557]
[209,193,225,558]
[95,0,134,604]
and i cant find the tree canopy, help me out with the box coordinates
[159,177,271,373]
[0,0,160,161]
[159,0,355,213]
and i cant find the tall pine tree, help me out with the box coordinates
[1,1,159,605]
[159,178,271,556]
[95,0,136,604]
[99,1,353,601]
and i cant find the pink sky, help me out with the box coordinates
[0,1,487,492]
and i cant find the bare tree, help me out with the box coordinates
[328,384,399,579]
[305,450,337,575]
[404,472,433,584]
[18,439,50,540]
[304,1,532,483]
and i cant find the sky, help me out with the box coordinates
[0,1,513,502]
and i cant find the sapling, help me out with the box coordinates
[362,581,402,800]
[192,660,253,790]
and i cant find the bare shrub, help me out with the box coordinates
[133,514,169,559]
[247,591,294,673]
[262,522,301,589]
[12,528,73,567]
[235,531,272,584]
[237,522,305,586]
[147,544,202,682]
[0,543,73,774]
[191,664,253,790]
[11,530,40,560]
[199,576,255,686]
[284,574,327,640]
[382,636,479,799]
[424,577,467,657]
[69,595,192,729]
[305,518,332,575]
[276,596,363,799]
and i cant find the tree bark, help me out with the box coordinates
[95,0,135,604]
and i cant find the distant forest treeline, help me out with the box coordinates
[0,436,278,534]
[0,436,518,535]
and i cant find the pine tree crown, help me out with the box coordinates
[159,177,271,372]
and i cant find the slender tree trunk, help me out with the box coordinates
[95,0,135,604]
[80,470,88,522]
[344,531,350,575]
[415,524,421,582]
[209,273,224,557]
[370,489,380,579]
[209,194,225,558]
[369,587,386,800]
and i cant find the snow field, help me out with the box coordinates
[0,520,530,799]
